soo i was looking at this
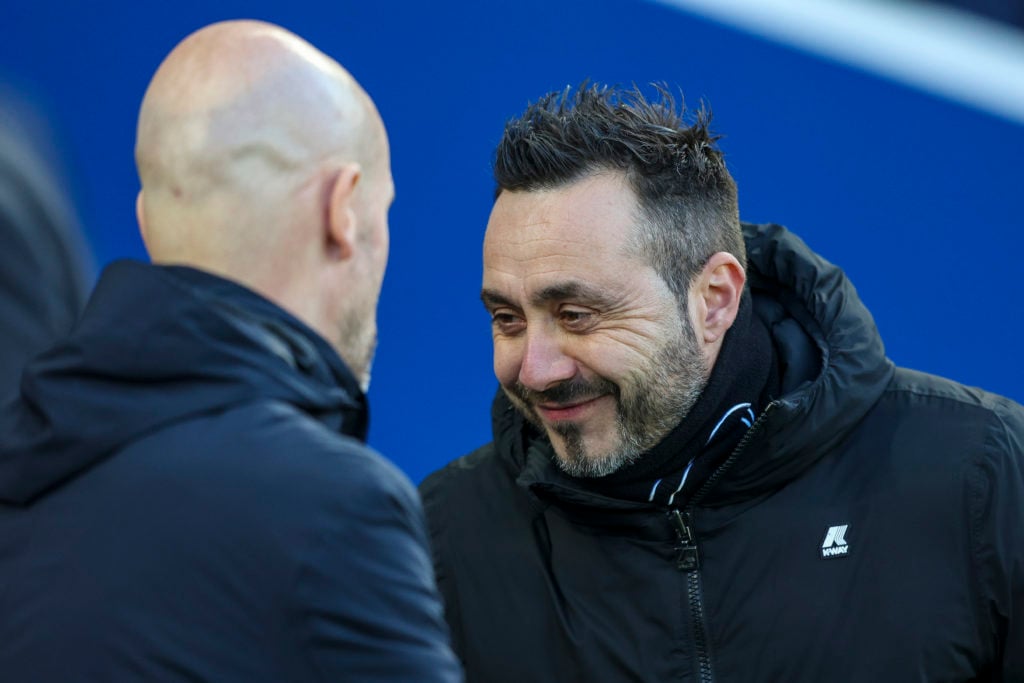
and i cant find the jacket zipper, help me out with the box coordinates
[670,401,778,683]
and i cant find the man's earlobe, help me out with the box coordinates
[700,252,746,344]
[327,163,361,261]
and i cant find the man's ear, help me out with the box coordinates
[693,252,746,345]
[326,163,362,261]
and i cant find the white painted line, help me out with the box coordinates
[648,0,1024,125]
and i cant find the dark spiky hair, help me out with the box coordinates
[494,83,744,306]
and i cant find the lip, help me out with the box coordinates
[535,395,607,422]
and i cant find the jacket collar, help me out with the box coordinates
[0,261,367,505]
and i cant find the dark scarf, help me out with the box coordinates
[579,292,778,507]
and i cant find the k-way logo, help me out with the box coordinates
[820,524,850,559]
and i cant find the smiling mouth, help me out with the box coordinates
[535,395,607,422]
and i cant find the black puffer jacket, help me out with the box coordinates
[0,262,461,682]
[421,223,1024,682]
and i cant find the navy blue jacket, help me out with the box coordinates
[0,262,461,682]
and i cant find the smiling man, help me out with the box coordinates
[420,84,1024,682]
[482,170,725,478]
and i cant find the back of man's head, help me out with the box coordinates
[134,20,392,387]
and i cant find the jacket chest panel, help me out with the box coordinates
[695,439,987,681]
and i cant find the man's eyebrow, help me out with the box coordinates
[532,281,610,306]
[480,281,613,310]
[481,288,515,310]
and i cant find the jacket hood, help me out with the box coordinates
[718,222,894,503]
[499,222,894,508]
[0,261,367,505]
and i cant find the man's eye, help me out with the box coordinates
[559,309,595,328]
[491,312,525,334]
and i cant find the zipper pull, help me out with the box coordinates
[671,509,700,571]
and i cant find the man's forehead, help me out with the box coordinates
[480,174,653,301]
[485,195,639,259]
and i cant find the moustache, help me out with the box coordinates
[511,376,617,407]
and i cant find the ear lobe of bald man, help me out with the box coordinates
[325,163,362,262]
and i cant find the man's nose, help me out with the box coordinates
[518,326,576,392]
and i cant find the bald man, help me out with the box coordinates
[0,20,461,683]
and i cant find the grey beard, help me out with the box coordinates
[507,323,708,478]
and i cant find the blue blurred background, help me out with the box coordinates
[3,0,1022,482]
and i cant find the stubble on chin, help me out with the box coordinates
[550,421,638,478]
[336,307,377,393]
[502,387,635,478]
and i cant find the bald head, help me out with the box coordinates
[134,21,393,388]
[135,20,385,274]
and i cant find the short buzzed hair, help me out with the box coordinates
[493,83,744,307]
